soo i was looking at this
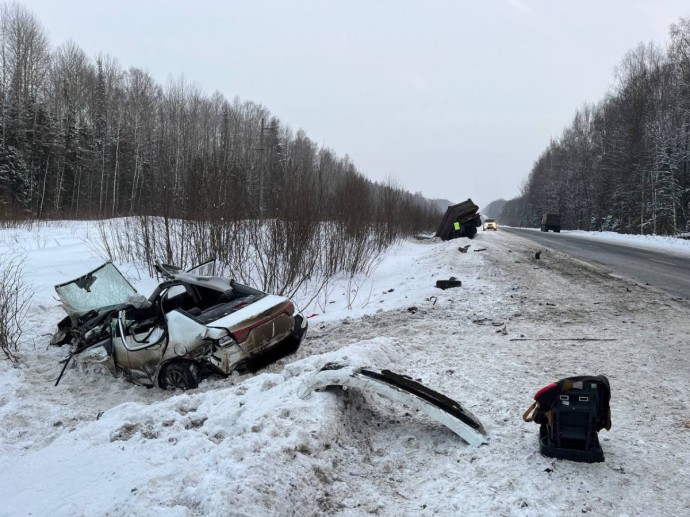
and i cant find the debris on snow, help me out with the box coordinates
[435,277,462,289]
[298,363,488,447]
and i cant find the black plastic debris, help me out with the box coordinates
[436,277,462,290]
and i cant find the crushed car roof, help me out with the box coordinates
[154,261,233,292]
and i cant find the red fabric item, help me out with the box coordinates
[534,382,559,404]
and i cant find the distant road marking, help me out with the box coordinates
[648,258,676,266]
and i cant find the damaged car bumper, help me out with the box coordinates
[298,363,488,447]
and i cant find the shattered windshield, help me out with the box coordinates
[55,262,139,316]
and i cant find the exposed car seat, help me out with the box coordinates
[186,307,202,317]
[523,375,611,462]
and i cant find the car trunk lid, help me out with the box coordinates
[208,294,294,353]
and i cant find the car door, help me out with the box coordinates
[113,309,167,373]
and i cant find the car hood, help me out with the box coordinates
[55,262,140,318]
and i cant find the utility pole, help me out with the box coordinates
[259,118,265,219]
[257,118,277,219]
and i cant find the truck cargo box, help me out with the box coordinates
[436,199,481,240]
[541,213,562,232]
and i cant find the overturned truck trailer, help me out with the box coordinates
[436,199,482,240]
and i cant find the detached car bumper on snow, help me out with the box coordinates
[51,261,308,389]
[299,363,488,447]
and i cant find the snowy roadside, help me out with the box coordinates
[509,226,690,257]
[0,223,689,516]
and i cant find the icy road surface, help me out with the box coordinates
[0,223,688,516]
[502,226,690,300]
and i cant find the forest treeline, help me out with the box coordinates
[0,3,440,236]
[500,17,690,235]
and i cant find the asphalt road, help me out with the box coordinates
[501,227,690,300]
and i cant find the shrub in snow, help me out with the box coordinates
[0,254,32,362]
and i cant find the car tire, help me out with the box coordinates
[159,361,199,390]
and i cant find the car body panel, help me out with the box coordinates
[162,310,208,354]
[299,363,488,447]
[208,294,288,329]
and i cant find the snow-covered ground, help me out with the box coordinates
[1,222,689,516]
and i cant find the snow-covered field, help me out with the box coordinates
[1,222,689,516]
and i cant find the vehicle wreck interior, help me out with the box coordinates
[113,280,268,350]
[153,282,267,325]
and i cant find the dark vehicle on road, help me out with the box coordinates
[541,214,562,233]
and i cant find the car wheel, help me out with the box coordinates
[159,361,199,390]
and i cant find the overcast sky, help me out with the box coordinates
[21,0,690,209]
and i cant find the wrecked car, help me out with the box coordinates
[51,260,308,389]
